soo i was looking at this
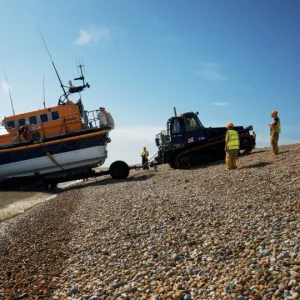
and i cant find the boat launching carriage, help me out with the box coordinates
[0,65,130,189]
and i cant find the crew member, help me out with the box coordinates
[100,107,115,129]
[225,122,240,170]
[252,131,256,148]
[140,146,149,170]
[76,99,89,127]
[269,110,281,155]
[19,122,31,140]
[97,108,108,128]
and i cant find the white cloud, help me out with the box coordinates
[213,102,229,106]
[1,81,11,93]
[103,125,163,167]
[196,63,226,81]
[73,25,112,46]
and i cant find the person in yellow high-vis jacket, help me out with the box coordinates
[225,122,240,170]
[269,110,281,155]
[140,146,149,170]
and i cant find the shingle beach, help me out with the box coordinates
[0,145,299,300]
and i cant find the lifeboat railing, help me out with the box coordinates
[42,110,103,136]
[85,109,101,128]
[39,110,102,138]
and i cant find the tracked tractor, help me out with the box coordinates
[155,108,254,169]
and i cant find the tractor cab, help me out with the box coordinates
[155,107,255,167]
[167,112,207,148]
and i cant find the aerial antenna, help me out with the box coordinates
[43,74,46,108]
[75,58,86,86]
[37,25,69,102]
[3,67,15,116]
[81,58,86,74]
[76,59,80,75]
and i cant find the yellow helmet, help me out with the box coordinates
[271,110,278,116]
[226,122,234,129]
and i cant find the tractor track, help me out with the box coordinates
[172,133,253,169]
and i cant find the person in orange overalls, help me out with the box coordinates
[269,110,281,155]
[140,147,149,170]
[225,122,240,170]
[19,122,31,140]
[252,131,256,148]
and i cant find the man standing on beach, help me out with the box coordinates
[225,122,240,170]
[269,110,281,155]
[140,147,149,170]
[252,131,256,148]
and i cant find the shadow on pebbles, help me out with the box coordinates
[0,144,299,299]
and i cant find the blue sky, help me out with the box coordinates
[0,0,299,165]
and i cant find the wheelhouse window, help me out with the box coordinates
[18,118,26,127]
[6,120,16,129]
[40,113,48,123]
[51,111,60,120]
[184,116,200,131]
[29,116,37,125]
[172,119,181,133]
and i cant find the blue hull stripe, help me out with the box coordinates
[0,134,106,166]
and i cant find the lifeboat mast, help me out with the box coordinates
[37,26,90,106]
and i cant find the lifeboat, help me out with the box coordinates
[0,65,113,188]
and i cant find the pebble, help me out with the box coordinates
[0,145,299,299]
